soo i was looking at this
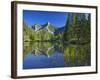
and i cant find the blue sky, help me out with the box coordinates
[23,10,68,28]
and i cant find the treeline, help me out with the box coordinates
[23,13,90,43]
[23,22,63,41]
[63,13,90,43]
[23,24,56,41]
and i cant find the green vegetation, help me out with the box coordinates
[63,13,90,44]
[63,43,90,66]
[23,22,57,41]
[23,41,90,66]
[23,13,91,67]
[23,22,33,41]
[47,23,55,32]
[23,42,55,57]
[24,13,90,44]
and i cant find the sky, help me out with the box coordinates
[23,10,68,28]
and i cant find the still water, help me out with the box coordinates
[23,42,91,69]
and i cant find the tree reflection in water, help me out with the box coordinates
[23,41,91,69]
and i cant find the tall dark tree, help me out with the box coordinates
[63,13,90,44]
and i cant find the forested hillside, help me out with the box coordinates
[63,13,90,44]
[23,13,90,44]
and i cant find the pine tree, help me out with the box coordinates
[63,13,90,44]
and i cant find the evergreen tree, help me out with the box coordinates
[63,13,90,44]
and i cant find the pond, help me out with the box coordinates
[23,41,91,69]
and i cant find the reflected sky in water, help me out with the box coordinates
[23,42,91,69]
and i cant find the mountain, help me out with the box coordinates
[24,13,90,44]
[24,22,64,41]
[32,22,56,34]
[54,27,65,35]
[32,24,42,31]
[45,22,56,34]
[29,22,57,41]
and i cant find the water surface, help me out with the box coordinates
[23,42,91,69]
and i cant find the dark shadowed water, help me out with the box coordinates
[23,42,91,69]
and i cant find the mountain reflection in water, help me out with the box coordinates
[23,42,91,69]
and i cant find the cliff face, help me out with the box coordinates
[23,22,62,41]
[23,13,90,44]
